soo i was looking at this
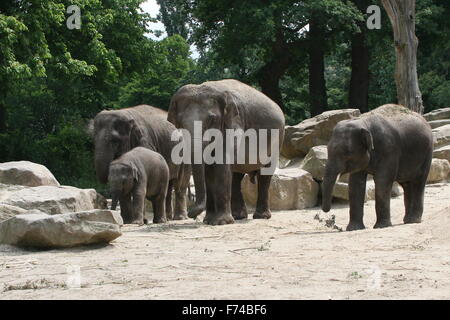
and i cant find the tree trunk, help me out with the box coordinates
[381,0,424,113]
[257,29,291,112]
[308,14,328,116]
[0,101,6,133]
[258,62,286,112]
[348,0,370,113]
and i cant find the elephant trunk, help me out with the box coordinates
[321,165,339,212]
[111,196,119,210]
[95,146,114,184]
[188,162,206,218]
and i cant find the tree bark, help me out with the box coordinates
[348,0,370,113]
[258,61,287,112]
[257,29,291,112]
[308,14,328,116]
[381,0,424,113]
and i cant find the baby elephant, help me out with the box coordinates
[109,147,169,224]
[321,104,433,231]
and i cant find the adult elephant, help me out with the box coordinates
[93,104,190,223]
[168,79,285,225]
[321,104,433,231]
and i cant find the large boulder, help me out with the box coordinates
[0,210,122,248]
[242,168,319,210]
[0,184,107,215]
[282,109,360,159]
[0,161,60,187]
[423,108,450,122]
[428,119,450,129]
[432,124,450,149]
[433,144,450,161]
[427,158,450,183]
[331,179,403,202]
[299,145,328,181]
[0,204,45,223]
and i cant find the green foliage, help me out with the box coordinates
[0,0,448,194]
[0,0,193,193]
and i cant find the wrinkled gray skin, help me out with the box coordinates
[321,104,433,231]
[109,147,170,224]
[94,105,190,223]
[168,79,285,225]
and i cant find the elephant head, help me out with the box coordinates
[321,120,374,212]
[93,111,141,184]
[109,161,139,210]
[167,88,242,217]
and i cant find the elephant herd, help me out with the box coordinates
[93,79,434,231]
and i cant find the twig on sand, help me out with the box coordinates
[229,247,259,252]
[182,235,224,240]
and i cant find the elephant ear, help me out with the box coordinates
[129,119,144,148]
[131,163,139,183]
[361,128,374,151]
[223,91,242,130]
[167,97,178,127]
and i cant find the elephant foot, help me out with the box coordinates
[232,206,248,220]
[173,211,188,220]
[188,203,206,219]
[253,209,271,219]
[373,219,392,229]
[403,215,422,224]
[130,219,145,226]
[153,217,167,224]
[203,213,235,226]
[346,221,365,231]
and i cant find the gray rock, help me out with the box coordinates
[331,180,403,202]
[428,119,450,129]
[0,204,45,223]
[427,158,450,183]
[433,144,450,161]
[282,109,360,159]
[0,210,122,248]
[242,168,319,210]
[423,108,450,122]
[0,161,60,187]
[299,145,328,181]
[432,124,450,149]
[0,184,107,215]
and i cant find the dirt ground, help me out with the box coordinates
[0,183,449,300]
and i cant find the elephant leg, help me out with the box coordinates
[173,167,189,220]
[403,178,426,224]
[173,188,188,220]
[404,158,429,224]
[131,188,146,225]
[152,194,167,224]
[119,193,133,224]
[346,171,367,231]
[203,164,234,225]
[401,182,411,219]
[231,172,248,220]
[253,172,272,219]
[165,180,173,221]
[373,174,394,229]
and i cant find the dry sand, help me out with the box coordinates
[0,183,449,300]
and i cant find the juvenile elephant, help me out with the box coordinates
[109,147,169,224]
[321,104,433,231]
[168,79,285,225]
[93,105,190,221]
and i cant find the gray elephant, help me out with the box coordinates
[109,147,170,224]
[93,104,190,222]
[321,104,433,231]
[168,79,285,225]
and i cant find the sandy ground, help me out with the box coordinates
[0,183,449,300]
